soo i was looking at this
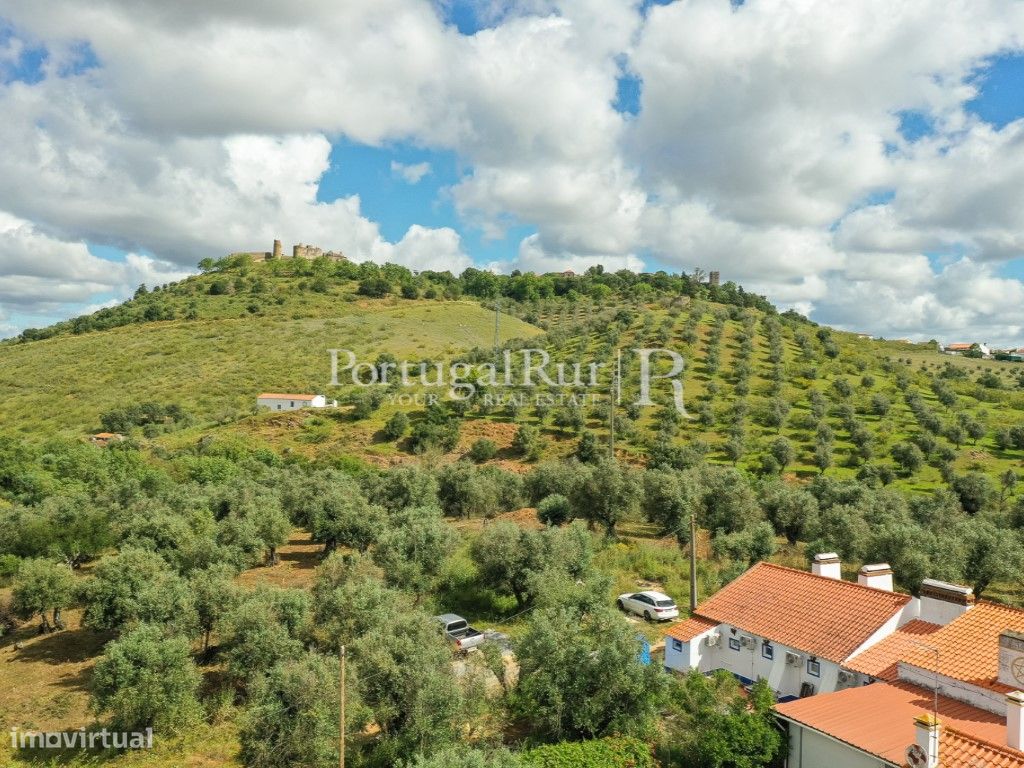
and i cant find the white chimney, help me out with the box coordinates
[1008,691,1024,751]
[858,563,894,591]
[998,631,1024,690]
[919,579,974,625]
[913,713,941,768]
[811,552,841,580]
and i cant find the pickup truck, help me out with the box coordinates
[434,613,485,653]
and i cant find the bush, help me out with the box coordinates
[382,411,409,441]
[468,439,498,463]
[521,737,655,768]
[537,494,573,527]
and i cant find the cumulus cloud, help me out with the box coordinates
[0,0,1022,343]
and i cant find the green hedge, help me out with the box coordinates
[521,737,656,768]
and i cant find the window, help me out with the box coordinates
[290,401,295,408]
[762,642,774,660]
[672,639,683,652]
[807,658,821,677]
[728,637,741,652]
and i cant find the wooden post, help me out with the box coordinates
[689,514,698,612]
[339,645,346,768]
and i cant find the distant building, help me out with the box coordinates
[944,342,991,357]
[89,432,124,445]
[233,240,347,263]
[708,270,720,287]
[256,393,337,411]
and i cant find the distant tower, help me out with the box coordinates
[272,239,282,259]
[709,271,720,287]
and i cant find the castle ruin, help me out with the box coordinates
[233,239,347,262]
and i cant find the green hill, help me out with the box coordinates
[2,254,1023,493]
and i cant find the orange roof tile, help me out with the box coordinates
[899,602,1024,693]
[689,562,911,663]
[846,620,943,681]
[257,393,317,400]
[776,680,1023,767]
[666,616,719,642]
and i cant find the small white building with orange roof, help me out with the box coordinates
[256,393,337,411]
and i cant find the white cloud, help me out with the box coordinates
[391,160,432,184]
[0,0,1022,344]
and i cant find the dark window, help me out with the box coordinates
[672,639,683,652]
[762,642,774,660]
[807,658,821,677]
[655,599,675,608]
[728,637,741,652]
[637,595,653,605]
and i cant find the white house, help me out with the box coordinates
[664,556,919,701]
[775,576,1024,767]
[256,393,337,411]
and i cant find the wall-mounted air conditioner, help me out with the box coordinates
[785,651,803,666]
[704,632,721,648]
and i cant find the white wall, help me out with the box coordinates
[897,662,1006,715]
[785,722,895,768]
[664,624,846,699]
[256,395,326,411]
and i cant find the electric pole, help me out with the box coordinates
[689,514,698,612]
[339,645,346,768]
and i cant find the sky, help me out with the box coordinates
[0,0,1022,344]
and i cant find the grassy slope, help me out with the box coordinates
[0,300,539,438]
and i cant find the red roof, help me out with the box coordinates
[945,343,973,350]
[665,615,719,642]
[845,620,942,681]
[899,601,1024,694]
[668,562,911,663]
[776,680,1024,767]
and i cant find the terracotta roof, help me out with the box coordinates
[776,680,1023,767]
[685,562,911,663]
[846,620,943,681]
[899,601,1024,694]
[945,343,973,350]
[257,393,317,400]
[665,615,719,642]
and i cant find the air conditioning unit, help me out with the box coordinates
[838,671,853,684]
[740,635,756,649]
[704,632,721,648]
[785,651,803,667]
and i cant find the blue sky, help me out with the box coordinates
[1,0,1024,343]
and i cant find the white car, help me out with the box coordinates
[617,590,679,621]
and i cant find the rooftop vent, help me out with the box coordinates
[811,552,841,580]
[858,563,894,592]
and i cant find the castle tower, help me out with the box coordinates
[709,271,720,287]
[272,239,282,259]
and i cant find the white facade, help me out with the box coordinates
[784,722,897,768]
[256,394,335,411]
[663,623,865,699]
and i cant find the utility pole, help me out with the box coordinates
[689,514,698,612]
[339,645,346,768]
[493,298,501,362]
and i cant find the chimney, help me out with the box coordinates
[858,563,894,591]
[998,631,1024,690]
[913,713,941,768]
[811,552,841,580]
[1008,691,1024,751]
[919,579,974,625]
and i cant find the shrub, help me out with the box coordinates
[468,438,498,463]
[521,736,656,768]
[382,411,409,441]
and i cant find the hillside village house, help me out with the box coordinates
[256,393,337,411]
[663,556,918,700]
[777,599,1024,767]
[944,342,992,357]
[666,555,1024,767]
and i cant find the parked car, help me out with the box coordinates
[434,613,485,653]
[616,591,679,621]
